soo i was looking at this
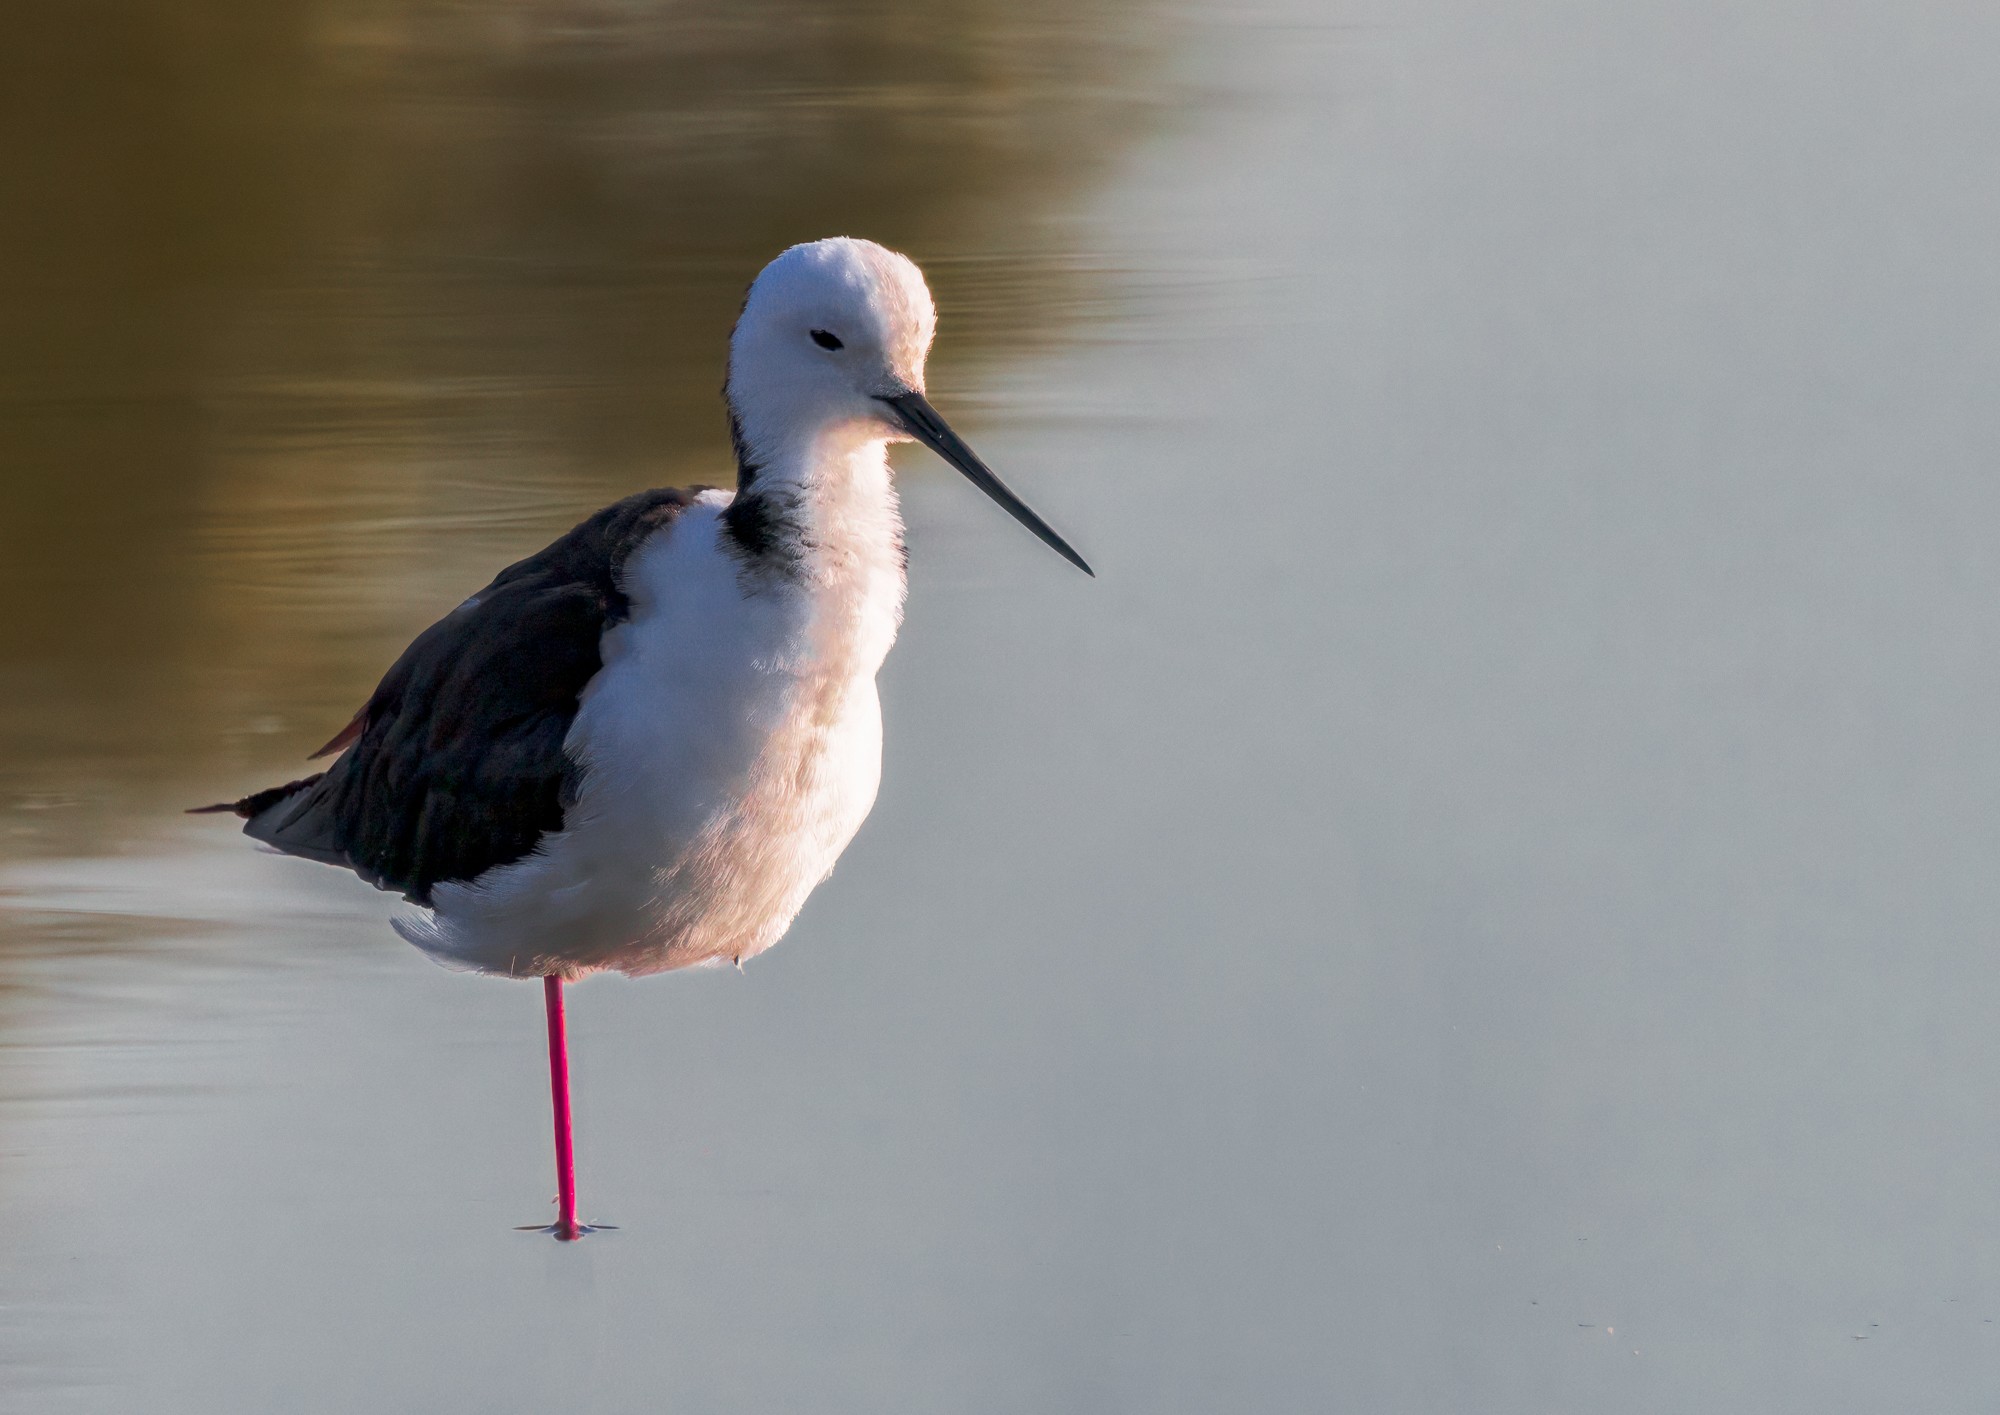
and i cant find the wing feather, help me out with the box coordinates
[222,488,700,904]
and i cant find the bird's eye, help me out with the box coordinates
[810,329,843,351]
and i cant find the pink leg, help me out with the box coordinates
[543,974,580,1241]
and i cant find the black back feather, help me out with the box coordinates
[229,487,700,904]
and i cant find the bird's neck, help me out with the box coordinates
[722,411,907,596]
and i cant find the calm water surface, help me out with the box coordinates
[7,1,2000,1410]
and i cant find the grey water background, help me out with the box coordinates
[5,0,2000,1409]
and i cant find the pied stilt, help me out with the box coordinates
[196,238,1090,1239]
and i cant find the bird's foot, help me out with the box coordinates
[516,1196,615,1240]
[515,1220,616,1241]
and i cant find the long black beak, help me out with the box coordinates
[876,390,1094,577]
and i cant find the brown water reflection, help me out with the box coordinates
[0,0,1164,864]
[1,7,1169,1394]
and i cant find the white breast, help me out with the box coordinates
[396,486,907,978]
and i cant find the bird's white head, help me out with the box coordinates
[726,237,1092,576]
[728,237,937,447]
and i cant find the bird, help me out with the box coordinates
[194,237,1091,1239]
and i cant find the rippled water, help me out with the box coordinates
[8,1,2000,1410]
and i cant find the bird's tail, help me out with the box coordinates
[186,775,326,819]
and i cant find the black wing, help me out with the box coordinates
[210,488,700,905]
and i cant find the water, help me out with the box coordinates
[6,1,2000,1409]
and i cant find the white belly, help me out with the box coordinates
[395,494,904,978]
